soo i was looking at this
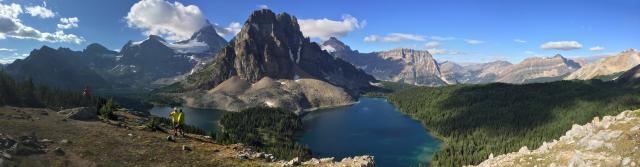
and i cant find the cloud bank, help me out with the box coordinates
[0,2,83,44]
[540,41,582,50]
[125,0,208,41]
[298,14,365,40]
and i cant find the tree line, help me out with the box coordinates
[215,107,311,160]
[0,70,104,109]
[388,80,640,166]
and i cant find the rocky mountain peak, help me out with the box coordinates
[180,9,374,93]
[321,37,351,53]
[147,35,166,42]
[83,43,116,56]
[177,21,227,50]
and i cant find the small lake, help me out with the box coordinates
[148,97,441,166]
[298,97,441,167]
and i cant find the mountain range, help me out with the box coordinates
[3,9,638,112]
[5,22,228,90]
[565,49,640,80]
[322,37,582,85]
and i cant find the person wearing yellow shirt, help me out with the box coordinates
[169,107,180,137]
[176,109,185,137]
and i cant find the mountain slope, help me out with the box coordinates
[161,9,375,112]
[497,55,581,83]
[5,46,113,89]
[566,49,640,80]
[471,109,640,167]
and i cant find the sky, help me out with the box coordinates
[0,0,638,64]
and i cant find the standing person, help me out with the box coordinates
[177,109,186,137]
[169,107,179,136]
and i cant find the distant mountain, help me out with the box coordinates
[440,60,513,84]
[175,22,227,57]
[322,37,448,86]
[111,23,227,87]
[161,9,375,112]
[566,49,639,80]
[6,46,113,89]
[7,23,228,90]
[496,54,581,83]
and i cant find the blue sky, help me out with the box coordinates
[0,0,638,64]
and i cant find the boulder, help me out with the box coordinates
[286,157,301,166]
[53,147,65,156]
[58,107,98,121]
[182,145,192,151]
[60,139,71,144]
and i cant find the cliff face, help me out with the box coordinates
[470,109,640,167]
[377,48,450,85]
[566,49,640,80]
[182,9,374,94]
[162,9,375,112]
[322,38,448,86]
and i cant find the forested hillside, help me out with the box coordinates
[216,107,311,160]
[0,70,102,109]
[388,80,640,166]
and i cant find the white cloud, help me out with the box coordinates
[428,48,465,55]
[298,14,365,40]
[0,52,28,64]
[540,41,582,50]
[0,3,83,44]
[57,17,79,29]
[125,0,208,41]
[589,46,605,51]
[364,33,425,43]
[424,41,440,49]
[25,5,54,18]
[524,50,534,54]
[258,4,269,9]
[430,36,455,41]
[514,39,527,43]
[0,48,15,51]
[215,22,241,37]
[0,2,22,19]
[465,39,485,45]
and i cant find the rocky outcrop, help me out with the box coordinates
[566,49,640,80]
[497,54,581,83]
[273,156,375,167]
[469,109,640,167]
[57,107,98,121]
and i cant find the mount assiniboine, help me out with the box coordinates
[157,9,376,112]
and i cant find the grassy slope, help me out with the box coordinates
[0,107,268,167]
[388,80,640,166]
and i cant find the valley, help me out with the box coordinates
[1,1,639,167]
